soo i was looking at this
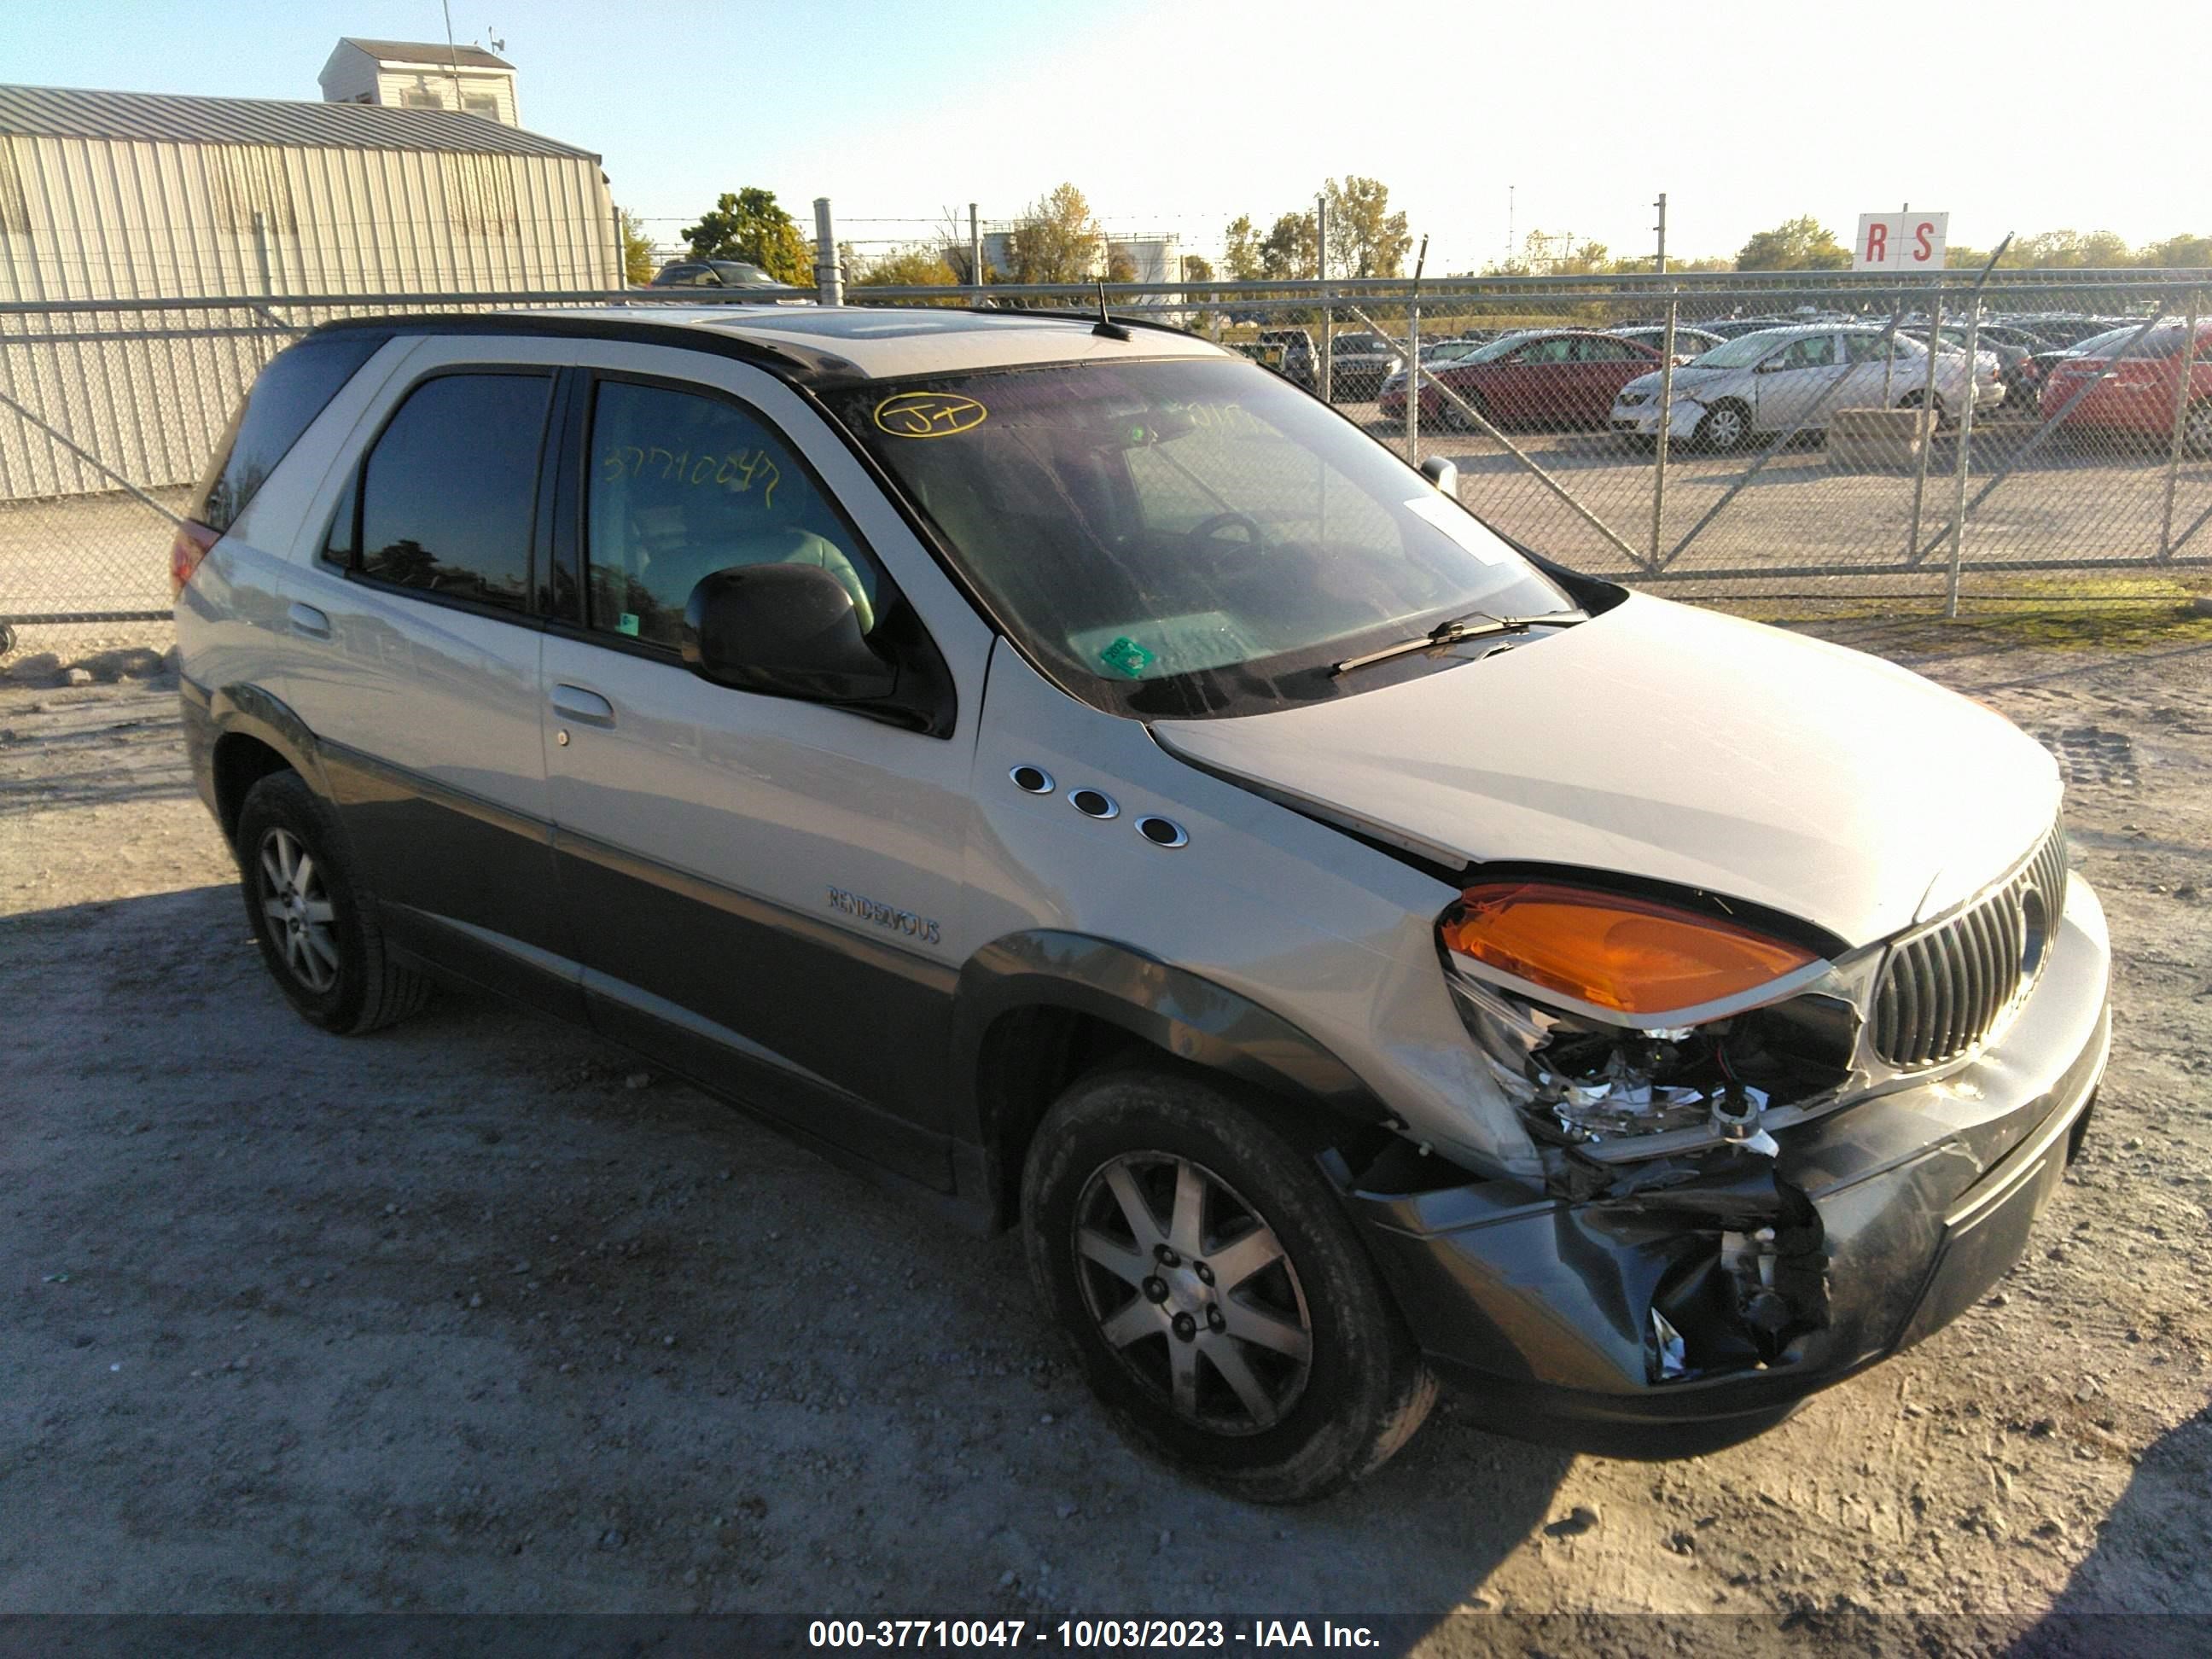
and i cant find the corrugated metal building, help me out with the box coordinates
[0,81,620,497]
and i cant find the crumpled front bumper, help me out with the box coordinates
[1343,875,2111,1456]
[1610,399,1706,437]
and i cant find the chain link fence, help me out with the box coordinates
[3,269,2209,668]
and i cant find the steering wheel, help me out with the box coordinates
[1186,510,1267,560]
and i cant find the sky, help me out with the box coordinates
[8,0,2206,271]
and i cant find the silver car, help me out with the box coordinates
[1610,323,2001,451]
[173,306,2108,1499]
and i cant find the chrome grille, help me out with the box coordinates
[1871,822,2069,1068]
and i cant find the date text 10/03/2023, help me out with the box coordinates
[806,1619,1382,1649]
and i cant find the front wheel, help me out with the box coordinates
[1022,1068,1436,1503]
[1696,399,1753,453]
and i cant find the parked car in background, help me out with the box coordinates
[1610,325,1995,451]
[2000,314,2133,350]
[1378,329,1663,429]
[1377,337,1520,404]
[2040,319,2212,453]
[1608,324,1725,362]
[650,259,786,290]
[1239,328,1318,391]
[1904,325,2032,410]
[1701,316,1802,340]
[1329,333,1403,400]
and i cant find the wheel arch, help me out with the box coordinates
[197,681,331,843]
[952,931,1400,1230]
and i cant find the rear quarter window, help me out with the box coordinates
[189,332,386,535]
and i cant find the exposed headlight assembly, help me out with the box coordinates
[1438,882,1861,1159]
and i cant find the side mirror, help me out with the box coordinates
[1419,455,1458,496]
[682,563,895,703]
[1755,357,1786,373]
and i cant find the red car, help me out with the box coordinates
[2039,320,2212,453]
[1377,330,1665,430]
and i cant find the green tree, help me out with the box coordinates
[854,245,958,287]
[1322,176,1412,278]
[1106,248,1138,283]
[1181,253,1214,283]
[1006,183,1103,282]
[680,188,813,286]
[1735,215,1852,271]
[1260,211,1318,279]
[1222,215,1264,280]
[2139,232,2212,268]
[617,207,656,286]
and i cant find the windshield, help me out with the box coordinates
[827,358,1569,718]
[1691,331,1794,370]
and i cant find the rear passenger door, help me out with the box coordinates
[537,345,994,1186]
[280,336,579,1012]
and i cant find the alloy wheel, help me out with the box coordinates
[2186,402,2212,457]
[1071,1151,1313,1435]
[257,826,340,992]
[1703,404,1748,451]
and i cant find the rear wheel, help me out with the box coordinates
[1697,399,1753,453]
[1022,1067,1436,1503]
[1898,388,1953,430]
[2184,399,2212,458]
[236,770,429,1034]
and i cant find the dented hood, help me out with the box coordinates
[1150,594,2060,948]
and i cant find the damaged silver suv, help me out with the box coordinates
[175,305,2110,1501]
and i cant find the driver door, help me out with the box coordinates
[537,344,993,1185]
[1754,332,1848,430]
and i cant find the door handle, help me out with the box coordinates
[287,601,330,640]
[550,684,616,727]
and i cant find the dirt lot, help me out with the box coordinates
[3,614,2209,1650]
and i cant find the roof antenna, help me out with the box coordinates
[1093,277,1132,341]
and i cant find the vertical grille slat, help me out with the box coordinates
[1870,820,2065,1069]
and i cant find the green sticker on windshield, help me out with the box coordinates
[1097,636,1156,679]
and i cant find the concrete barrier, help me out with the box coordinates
[1828,407,1929,470]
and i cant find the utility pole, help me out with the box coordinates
[1316,191,1332,403]
[1653,192,1668,276]
[969,202,982,294]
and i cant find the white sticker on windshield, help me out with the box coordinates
[1403,495,1508,564]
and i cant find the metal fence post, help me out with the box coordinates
[1906,293,1943,566]
[1406,285,1420,465]
[1650,292,1676,570]
[812,198,843,306]
[1315,194,1331,405]
[969,202,983,294]
[2160,286,2201,561]
[1944,297,1983,616]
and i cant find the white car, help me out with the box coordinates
[173,305,2106,1499]
[1610,324,2003,451]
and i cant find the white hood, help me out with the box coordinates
[1151,595,2060,948]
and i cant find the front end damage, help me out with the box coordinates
[1333,860,2111,1453]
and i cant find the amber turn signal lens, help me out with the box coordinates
[168,520,218,597]
[1441,881,1818,1017]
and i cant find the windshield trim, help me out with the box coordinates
[814,355,1582,720]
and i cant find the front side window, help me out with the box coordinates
[356,372,550,612]
[1516,338,1575,365]
[825,358,1569,718]
[585,380,882,651]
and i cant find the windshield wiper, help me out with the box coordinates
[1330,608,1586,677]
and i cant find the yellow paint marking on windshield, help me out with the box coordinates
[874,392,987,439]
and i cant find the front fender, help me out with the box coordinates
[952,928,1395,1132]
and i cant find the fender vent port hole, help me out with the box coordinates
[1010,765,1054,795]
[1137,815,1188,847]
[1069,789,1118,819]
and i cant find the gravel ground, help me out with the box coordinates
[2,618,2209,1650]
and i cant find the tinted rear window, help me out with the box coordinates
[189,332,386,534]
[357,373,551,614]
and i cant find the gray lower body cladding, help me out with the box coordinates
[1344,894,2111,1456]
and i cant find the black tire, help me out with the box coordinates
[1021,1067,1436,1503]
[235,770,430,1035]
[1898,388,1953,431]
[2183,399,2212,459]
[1697,399,1754,453]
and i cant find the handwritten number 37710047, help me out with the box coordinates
[601,446,781,509]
